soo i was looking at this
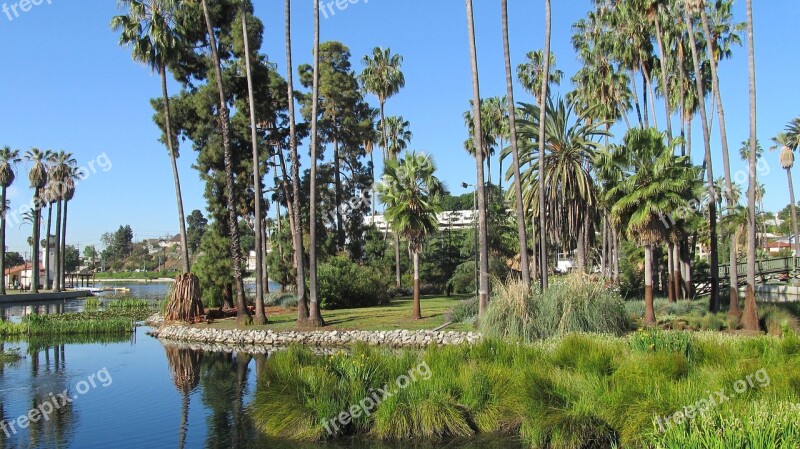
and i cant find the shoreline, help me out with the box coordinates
[145,314,480,349]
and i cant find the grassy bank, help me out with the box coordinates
[251,332,800,448]
[95,271,178,281]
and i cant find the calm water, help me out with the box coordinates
[0,297,523,449]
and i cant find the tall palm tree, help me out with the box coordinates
[0,147,20,295]
[647,0,673,141]
[379,152,443,320]
[60,164,81,290]
[772,133,799,257]
[466,0,490,316]
[517,50,563,104]
[538,0,553,289]
[501,0,530,288]
[24,148,51,294]
[683,1,721,312]
[610,128,699,326]
[284,0,308,323]
[198,0,251,325]
[240,0,266,325]
[306,0,324,327]
[50,151,75,292]
[43,185,54,289]
[111,0,191,274]
[360,48,405,162]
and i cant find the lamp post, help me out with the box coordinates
[462,182,478,294]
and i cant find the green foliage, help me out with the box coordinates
[446,297,478,324]
[317,255,391,309]
[0,347,22,363]
[264,292,298,309]
[630,329,694,360]
[4,251,24,268]
[106,298,152,311]
[194,222,233,308]
[447,261,476,294]
[186,209,208,255]
[0,312,136,337]
[480,275,630,342]
[84,296,101,311]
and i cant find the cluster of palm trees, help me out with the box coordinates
[0,147,80,294]
[465,0,761,328]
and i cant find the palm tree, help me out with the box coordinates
[517,50,563,104]
[501,0,530,288]
[60,164,81,290]
[772,133,799,256]
[360,47,405,163]
[683,1,721,312]
[647,0,673,141]
[513,97,611,272]
[111,0,191,274]
[43,185,54,289]
[25,148,50,294]
[197,0,251,325]
[284,0,309,323]
[306,0,324,327]
[0,147,20,295]
[610,128,699,326]
[538,0,553,288]
[240,0,266,325]
[380,116,412,161]
[50,151,75,292]
[742,0,757,332]
[466,0,490,316]
[379,152,443,320]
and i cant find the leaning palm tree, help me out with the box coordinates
[197,0,251,325]
[466,0,491,317]
[24,148,51,294]
[0,147,20,295]
[501,0,530,288]
[610,128,699,326]
[378,152,443,320]
[111,0,190,274]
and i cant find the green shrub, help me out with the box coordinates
[264,292,298,309]
[760,304,800,336]
[630,329,694,360]
[446,297,478,323]
[480,275,630,342]
[317,256,391,309]
[446,262,476,295]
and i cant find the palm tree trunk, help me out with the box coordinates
[285,0,308,321]
[44,202,51,290]
[684,7,720,312]
[241,4,266,325]
[160,67,191,274]
[394,234,402,289]
[333,136,345,251]
[0,186,6,295]
[412,250,421,320]
[744,28,763,321]
[644,244,655,325]
[200,0,250,325]
[673,242,682,300]
[307,0,324,327]
[537,0,552,290]
[667,243,675,303]
[629,68,644,128]
[788,170,799,260]
[501,0,530,289]
[60,199,68,289]
[613,228,620,283]
[262,219,270,294]
[53,198,61,293]
[642,62,658,130]
[31,195,40,293]
[698,7,739,315]
[466,0,491,315]
[654,14,672,141]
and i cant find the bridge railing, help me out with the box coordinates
[716,257,795,279]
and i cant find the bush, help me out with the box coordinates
[264,292,298,309]
[317,255,391,309]
[480,274,630,342]
[446,297,478,323]
[446,262,475,295]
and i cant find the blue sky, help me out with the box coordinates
[0,0,797,257]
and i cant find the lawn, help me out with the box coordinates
[201,295,476,332]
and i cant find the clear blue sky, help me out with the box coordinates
[0,0,796,257]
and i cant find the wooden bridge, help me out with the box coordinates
[694,256,799,297]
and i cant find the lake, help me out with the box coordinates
[0,295,523,448]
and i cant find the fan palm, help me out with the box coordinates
[378,152,443,320]
[744,0,758,330]
[0,147,20,295]
[24,148,51,293]
[772,132,799,257]
[610,128,700,326]
[379,116,412,161]
[306,0,324,326]
[111,0,191,274]
[517,50,563,104]
[60,163,81,290]
[537,0,553,288]
[360,47,405,162]
[50,151,75,292]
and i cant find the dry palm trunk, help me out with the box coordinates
[165,273,204,323]
[667,243,675,303]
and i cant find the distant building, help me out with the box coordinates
[4,263,45,290]
[159,234,182,249]
[372,210,478,232]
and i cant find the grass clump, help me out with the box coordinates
[446,297,478,324]
[480,275,630,342]
[106,298,152,310]
[84,297,102,311]
[0,312,136,337]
